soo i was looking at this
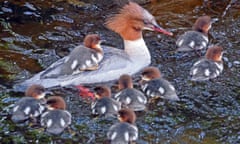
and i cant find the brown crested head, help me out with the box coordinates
[25,84,45,99]
[105,2,172,41]
[118,74,133,90]
[193,16,211,34]
[141,66,161,81]
[93,85,111,99]
[118,108,136,124]
[46,96,66,110]
[83,34,101,49]
[205,46,223,62]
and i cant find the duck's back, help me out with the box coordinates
[14,46,133,91]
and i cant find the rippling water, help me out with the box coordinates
[0,0,240,143]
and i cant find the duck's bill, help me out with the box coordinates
[152,24,173,36]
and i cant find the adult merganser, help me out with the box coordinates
[176,16,212,52]
[11,84,46,123]
[140,67,180,101]
[190,46,224,81]
[41,96,71,135]
[91,86,121,117]
[107,108,138,144]
[114,74,147,111]
[42,34,104,77]
[14,2,172,91]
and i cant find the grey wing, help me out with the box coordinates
[143,79,179,100]
[99,46,130,71]
[62,111,72,126]
[190,59,223,81]
[40,57,68,78]
[63,46,100,71]
[115,89,147,110]
[128,125,138,141]
[176,31,208,51]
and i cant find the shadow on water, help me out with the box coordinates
[0,0,240,143]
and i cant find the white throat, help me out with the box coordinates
[123,38,151,66]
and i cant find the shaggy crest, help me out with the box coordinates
[105,2,146,40]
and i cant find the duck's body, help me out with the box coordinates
[11,84,46,123]
[140,67,179,101]
[91,86,121,117]
[176,16,211,52]
[176,31,208,51]
[107,108,138,144]
[91,97,121,117]
[41,109,71,135]
[107,122,138,144]
[13,2,172,92]
[190,46,224,81]
[41,96,71,135]
[114,74,147,111]
[141,78,179,101]
[11,97,45,123]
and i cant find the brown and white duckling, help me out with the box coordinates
[140,67,179,101]
[11,84,46,123]
[190,46,224,81]
[91,86,121,117]
[114,74,147,111]
[107,108,138,144]
[176,16,212,52]
[41,96,71,135]
[42,34,104,77]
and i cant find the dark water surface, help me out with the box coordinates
[0,0,240,143]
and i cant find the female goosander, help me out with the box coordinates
[42,34,104,77]
[11,84,46,123]
[14,2,172,91]
[176,16,212,52]
[107,108,138,144]
[41,96,71,135]
[91,86,121,117]
[190,46,224,81]
[114,74,147,111]
[140,67,180,101]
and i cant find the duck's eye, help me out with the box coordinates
[143,20,149,25]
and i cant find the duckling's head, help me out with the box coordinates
[118,108,136,124]
[46,96,66,110]
[94,85,111,99]
[118,74,133,90]
[25,84,45,99]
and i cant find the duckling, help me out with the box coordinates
[140,67,179,101]
[114,74,147,111]
[190,46,224,81]
[11,84,46,123]
[91,86,121,117]
[42,34,104,77]
[41,96,71,135]
[176,16,212,52]
[107,108,138,144]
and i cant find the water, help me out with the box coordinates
[0,0,240,143]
